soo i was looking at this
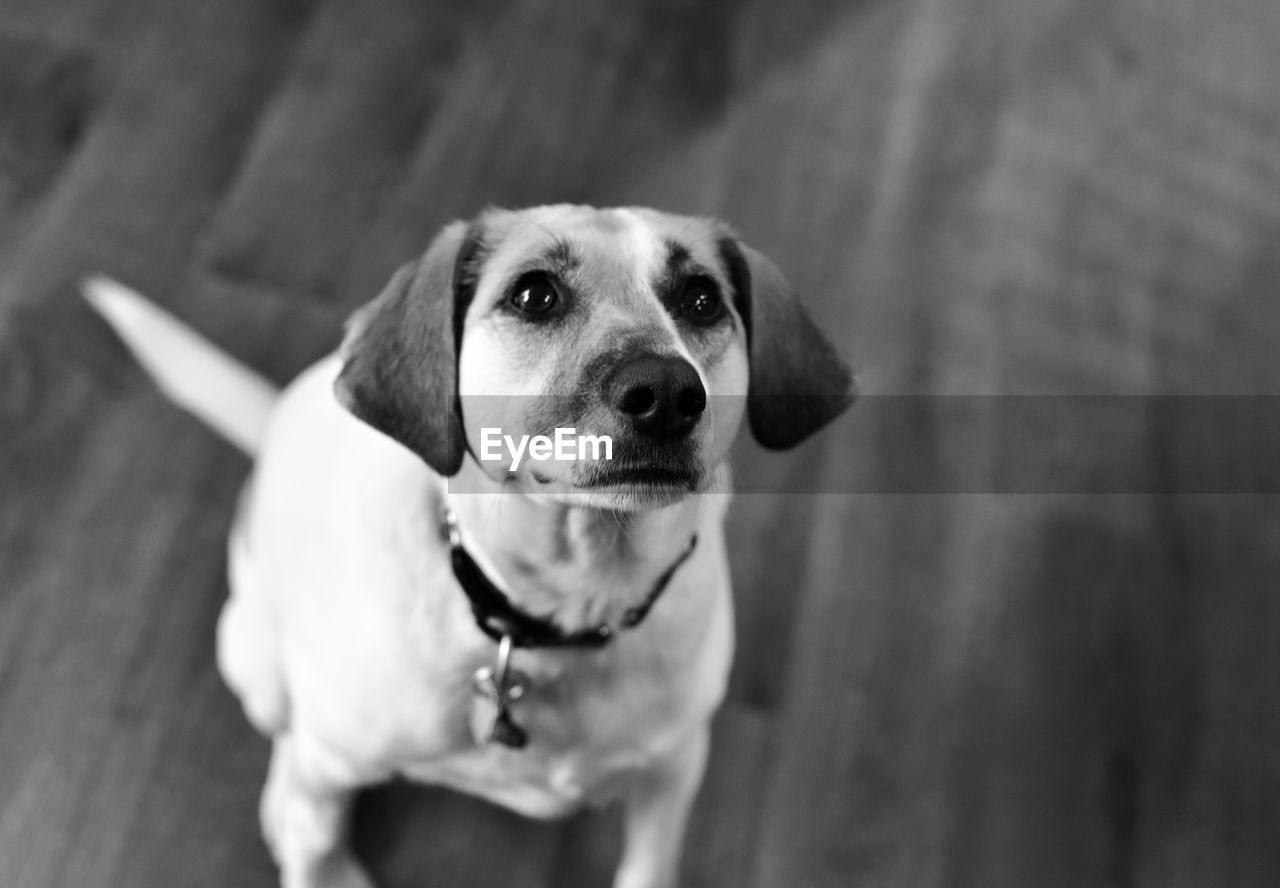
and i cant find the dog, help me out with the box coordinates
[87,204,853,888]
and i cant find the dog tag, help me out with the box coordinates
[469,636,530,749]
[470,694,529,748]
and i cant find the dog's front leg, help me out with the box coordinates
[261,733,373,888]
[614,726,711,888]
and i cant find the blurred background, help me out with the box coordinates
[3,0,1280,886]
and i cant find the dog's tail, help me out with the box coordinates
[83,276,280,456]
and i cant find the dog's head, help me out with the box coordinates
[336,205,853,508]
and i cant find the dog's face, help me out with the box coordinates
[455,206,749,508]
[336,205,853,509]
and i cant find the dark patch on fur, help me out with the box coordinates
[665,238,692,272]
[716,237,752,335]
[652,239,698,319]
[654,239,730,337]
[543,237,581,275]
[451,225,487,343]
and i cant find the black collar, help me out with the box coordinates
[443,507,697,650]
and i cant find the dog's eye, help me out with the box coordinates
[510,276,559,316]
[678,277,724,324]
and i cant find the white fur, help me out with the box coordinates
[87,207,760,888]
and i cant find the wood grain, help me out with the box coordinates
[3,0,1280,886]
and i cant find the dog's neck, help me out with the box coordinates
[443,461,705,633]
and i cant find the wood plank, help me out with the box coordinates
[93,670,277,888]
[0,0,107,43]
[199,0,489,303]
[680,707,775,888]
[746,0,1280,885]
[355,784,566,888]
[0,29,94,244]
[5,0,1280,886]
[341,0,865,300]
[0,1,320,884]
[0,0,316,319]
[0,402,243,887]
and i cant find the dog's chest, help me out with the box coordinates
[398,641,714,819]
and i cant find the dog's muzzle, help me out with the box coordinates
[604,354,706,442]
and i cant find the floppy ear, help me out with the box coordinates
[719,238,855,450]
[334,220,481,475]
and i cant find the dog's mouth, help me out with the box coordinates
[531,464,701,492]
[581,465,700,490]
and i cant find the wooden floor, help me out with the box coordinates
[3,0,1280,885]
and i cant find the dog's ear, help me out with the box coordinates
[334,220,481,475]
[719,237,855,450]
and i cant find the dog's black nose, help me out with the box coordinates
[606,354,707,440]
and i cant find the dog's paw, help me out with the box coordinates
[612,863,680,888]
[304,853,376,888]
[259,767,286,864]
